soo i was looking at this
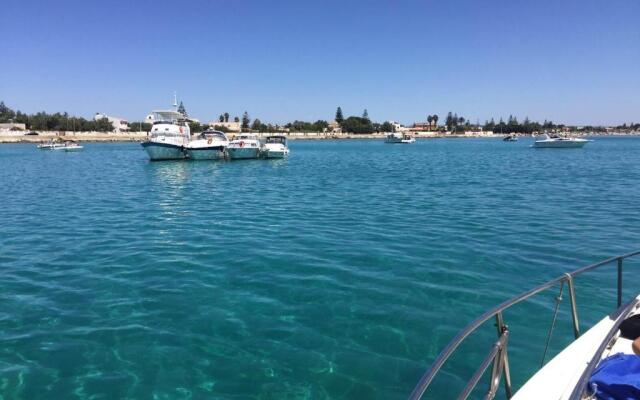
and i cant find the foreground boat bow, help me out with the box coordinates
[409,251,640,400]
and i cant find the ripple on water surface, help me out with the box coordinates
[1,138,640,399]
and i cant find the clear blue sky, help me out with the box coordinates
[1,0,638,125]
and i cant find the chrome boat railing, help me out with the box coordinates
[409,250,640,400]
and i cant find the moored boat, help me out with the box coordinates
[262,135,290,159]
[37,140,64,150]
[141,109,190,161]
[227,134,261,160]
[385,132,415,144]
[533,133,590,148]
[58,141,83,151]
[184,130,228,160]
[503,134,518,142]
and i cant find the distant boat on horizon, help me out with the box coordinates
[533,133,590,148]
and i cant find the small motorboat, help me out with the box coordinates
[62,142,83,152]
[49,141,83,151]
[37,140,62,150]
[503,134,518,142]
[385,133,415,144]
[227,134,261,160]
[184,130,229,160]
[262,135,290,159]
[533,133,590,148]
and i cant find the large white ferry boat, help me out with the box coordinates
[409,251,640,400]
[141,105,190,161]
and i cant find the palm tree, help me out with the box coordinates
[433,115,439,128]
[427,115,433,129]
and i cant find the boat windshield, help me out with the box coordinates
[201,131,227,140]
[236,135,257,140]
[266,136,286,144]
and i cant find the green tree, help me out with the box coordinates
[224,112,230,122]
[433,114,439,127]
[381,121,395,132]
[178,101,187,117]
[95,118,114,132]
[241,111,250,130]
[427,115,433,128]
[219,115,224,123]
[251,118,262,131]
[341,116,374,134]
[362,109,369,120]
[129,122,152,132]
[445,112,453,129]
[234,116,240,123]
[189,121,205,133]
[335,107,344,125]
[0,101,16,122]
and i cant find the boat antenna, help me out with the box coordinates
[173,92,178,111]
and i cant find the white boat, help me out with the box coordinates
[40,140,83,151]
[59,141,83,151]
[385,132,415,144]
[184,130,228,160]
[37,140,64,150]
[141,109,190,161]
[408,250,640,400]
[227,134,261,160]
[533,133,590,148]
[262,135,290,159]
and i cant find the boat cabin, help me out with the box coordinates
[265,135,287,144]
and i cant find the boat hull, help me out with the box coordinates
[534,140,588,148]
[141,142,186,160]
[185,146,226,160]
[227,147,260,160]
[264,149,288,159]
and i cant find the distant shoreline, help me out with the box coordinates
[1,131,638,144]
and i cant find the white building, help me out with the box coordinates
[95,113,129,132]
[208,120,242,132]
[388,121,408,132]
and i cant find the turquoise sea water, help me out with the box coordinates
[1,137,640,399]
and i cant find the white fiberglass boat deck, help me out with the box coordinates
[409,250,640,400]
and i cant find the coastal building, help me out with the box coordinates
[327,120,342,133]
[208,121,241,132]
[388,121,408,132]
[0,123,26,131]
[94,113,129,132]
[409,122,441,132]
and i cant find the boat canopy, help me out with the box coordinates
[152,110,185,124]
